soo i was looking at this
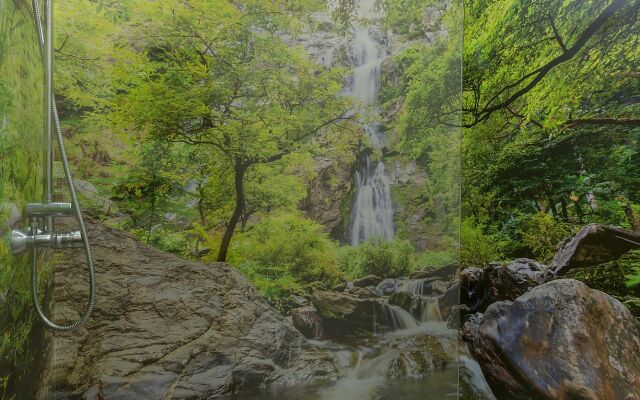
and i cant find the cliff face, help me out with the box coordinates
[46,218,337,399]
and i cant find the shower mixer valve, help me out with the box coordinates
[10,202,83,254]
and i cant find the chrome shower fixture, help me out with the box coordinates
[22,0,96,332]
[10,202,82,255]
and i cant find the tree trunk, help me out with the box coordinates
[574,198,584,224]
[217,158,246,262]
[560,197,569,223]
[197,182,207,226]
[624,204,640,232]
[547,196,558,218]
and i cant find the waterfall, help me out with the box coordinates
[379,303,419,331]
[416,297,443,322]
[396,279,426,296]
[349,28,395,246]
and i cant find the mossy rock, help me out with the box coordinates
[388,291,413,312]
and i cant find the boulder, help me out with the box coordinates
[352,275,382,288]
[383,335,450,378]
[460,259,549,315]
[291,306,323,339]
[428,280,448,296]
[410,263,459,281]
[310,290,382,339]
[344,286,377,299]
[46,218,337,399]
[551,223,640,275]
[468,279,640,400]
[388,291,413,312]
[438,280,460,320]
[376,278,397,296]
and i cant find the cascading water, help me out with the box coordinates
[349,29,395,246]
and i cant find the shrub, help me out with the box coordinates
[520,212,571,263]
[460,219,502,268]
[229,211,340,285]
[413,249,457,269]
[338,238,414,279]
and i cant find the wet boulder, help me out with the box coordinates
[345,286,378,299]
[438,280,460,320]
[551,223,640,275]
[428,280,448,296]
[388,291,413,312]
[352,274,383,288]
[410,263,459,281]
[469,279,640,400]
[460,259,549,314]
[376,278,397,296]
[384,335,450,378]
[291,306,324,339]
[310,290,382,339]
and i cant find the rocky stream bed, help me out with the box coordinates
[42,220,640,399]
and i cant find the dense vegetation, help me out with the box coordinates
[0,1,52,397]
[460,0,640,291]
[49,0,462,314]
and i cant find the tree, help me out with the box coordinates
[105,0,357,261]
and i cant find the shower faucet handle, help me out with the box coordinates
[10,229,83,254]
[25,202,73,218]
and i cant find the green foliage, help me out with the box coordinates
[377,0,437,36]
[413,249,457,269]
[0,1,51,397]
[338,238,414,279]
[625,250,640,289]
[460,0,640,266]
[229,212,340,285]
[626,270,640,288]
[520,213,571,263]
[460,219,502,268]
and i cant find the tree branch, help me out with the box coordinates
[467,0,635,127]
[564,118,640,127]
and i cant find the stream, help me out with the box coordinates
[231,278,493,399]
[232,17,495,400]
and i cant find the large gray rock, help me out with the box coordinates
[352,275,382,288]
[551,223,640,275]
[460,258,549,315]
[468,279,640,400]
[46,218,337,399]
[310,290,382,339]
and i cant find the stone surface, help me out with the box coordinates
[410,263,459,280]
[352,275,382,288]
[310,290,382,339]
[388,291,413,312]
[291,306,323,339]
[468,279,640,400]
[550,223,640,275]
[376,278,397,296]
[460,259,549,315]
[47,218,337,399]
[428,280,448,296]
[438,280,460,320]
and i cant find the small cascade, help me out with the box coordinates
[379,302,419,331]
[416,296,443,322]
[396,279,426,296]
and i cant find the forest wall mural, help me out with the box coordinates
[0,0,638,398]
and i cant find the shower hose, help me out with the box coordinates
[29,0,96,331]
